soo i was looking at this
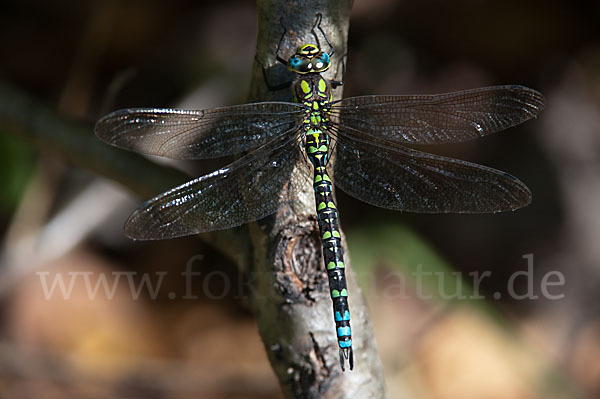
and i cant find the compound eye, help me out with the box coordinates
[289,56,301,69]
[288,56,312,73]
[298,59,312,72]
[313,52,331,72]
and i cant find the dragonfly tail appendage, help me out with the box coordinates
[339,347,354,371]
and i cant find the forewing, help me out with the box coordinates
[332,134,531,213]
[95,102,305,159]
[332,85,545,145]
[125,132,311,239]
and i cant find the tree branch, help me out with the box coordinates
[248,1,386,397]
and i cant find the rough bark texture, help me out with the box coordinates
[248,1,387,397]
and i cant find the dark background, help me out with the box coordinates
[1,0,599,397]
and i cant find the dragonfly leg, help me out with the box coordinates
[312,13,334,57]
[257,16,294,91]
[259,61,293,91]
[275,17,289,66]
[310,13,324,51]
[330,53,347,88]
[330,79,344,89]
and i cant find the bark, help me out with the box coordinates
[247,1,387,397]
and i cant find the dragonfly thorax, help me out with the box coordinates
[294,74,333,106]
[297,75,333,169]
[288,44,331,74]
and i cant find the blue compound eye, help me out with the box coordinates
[313,52,331,72]
[289,56,301,69]
[288,56,312,73]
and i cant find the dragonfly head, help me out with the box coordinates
[287,44,331,74]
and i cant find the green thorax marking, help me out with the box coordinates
[294,74,332,105]
[296,74,333,168]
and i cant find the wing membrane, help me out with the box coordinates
[125,131,311,239]
[95,102,306,159]
[332,133,531,213]
[332,85,544,145]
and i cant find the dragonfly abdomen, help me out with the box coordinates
[313,166,353,370]
[306,127,354,371]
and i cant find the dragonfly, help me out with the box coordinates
[94,14,545,372]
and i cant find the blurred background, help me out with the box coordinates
[1,0,599,398]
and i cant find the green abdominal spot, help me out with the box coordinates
[327,261,345,270]
[331,288,348,298]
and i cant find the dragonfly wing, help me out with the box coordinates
[125,132,311,239]
[331,134,531,213]
[332,85,545,145]
[95,102,306,159]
